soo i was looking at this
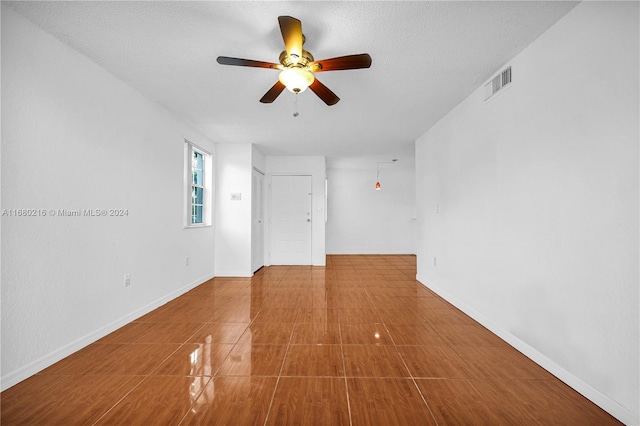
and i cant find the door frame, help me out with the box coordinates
[251,167,265,273]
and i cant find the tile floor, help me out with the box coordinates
[1,255,621,425]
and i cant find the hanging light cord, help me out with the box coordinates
[375,159,397,190]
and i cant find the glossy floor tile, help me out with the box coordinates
[0,374,141,425]
[347,378,436,425]
[181,377,277,425]
[281,344,344,377]
[267,377,350,425]
[414,379,516,425]
[1,255,621,425]
[94,376,200,425]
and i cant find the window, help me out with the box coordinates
[185,140,212,227]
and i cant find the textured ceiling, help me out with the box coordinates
[7,1,578,158]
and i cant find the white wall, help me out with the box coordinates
[326,155,416,254]
[265,156,326,266]
[214,143,253,276]
[1,6,216,390]
[415,2,639,424]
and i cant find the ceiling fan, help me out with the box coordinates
[217,16,372,106]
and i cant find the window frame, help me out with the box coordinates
[185,140,212,228]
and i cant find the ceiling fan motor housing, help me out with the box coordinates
[279,48,315,68]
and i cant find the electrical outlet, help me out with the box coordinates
[186,256,190,266]
[433,257,437,267]
[124,273,131,287]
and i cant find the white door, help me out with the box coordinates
[270,175,312,265]
[251,168,265,273]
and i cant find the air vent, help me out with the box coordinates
[484,66,511,101]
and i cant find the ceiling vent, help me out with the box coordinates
[484,66,511,101]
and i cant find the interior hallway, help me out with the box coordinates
[1,255,620,425]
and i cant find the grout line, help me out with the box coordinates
[89,340,186,426]
[89,375,148,426]
[376,269,441,426]
[175,279,257,425]
[175,376,215,425]
[262,276,295,426]
[338,314,353,426]
[389,333,440,425]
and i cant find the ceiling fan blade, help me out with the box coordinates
[217,56,282,70]
[310,54,372,72]
[309,78,340,106]
[260,81,286,103]
[278,16,303,62]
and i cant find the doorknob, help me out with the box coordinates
[307,219,311,222]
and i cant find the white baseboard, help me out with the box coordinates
[416,274,639,426]
[215,270,253,277]
[0,272,215,392]
[326,250,416,255]
[260,262,327,268]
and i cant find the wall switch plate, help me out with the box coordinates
[124,273,131,287]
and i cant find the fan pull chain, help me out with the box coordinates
[293,93,299,117]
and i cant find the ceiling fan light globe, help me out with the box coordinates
[279,67,314,93]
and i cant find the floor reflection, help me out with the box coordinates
[189,335,214,413]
